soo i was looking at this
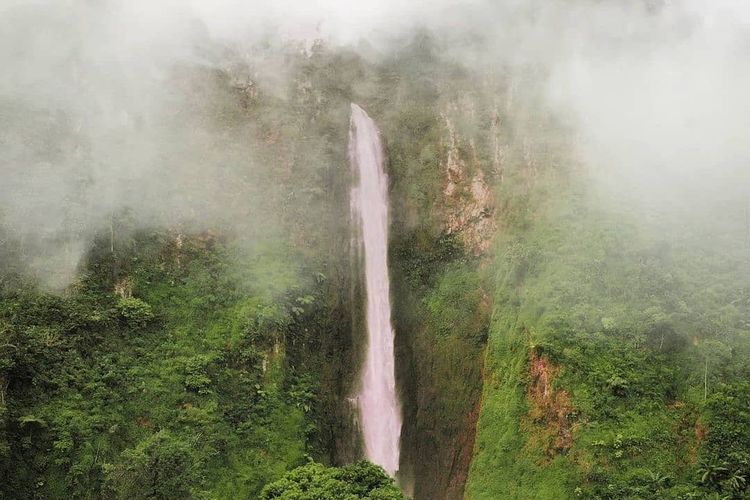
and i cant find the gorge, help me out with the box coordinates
[1,2,749,500]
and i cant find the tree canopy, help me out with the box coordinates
[260,461,405,500]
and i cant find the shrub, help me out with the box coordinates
[116,297,154,327]
[260,461,405,499]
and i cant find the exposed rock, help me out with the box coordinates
[525,350,575,456]
[444,375,484,499]
[440,107,497,256]
[114,277,132,298]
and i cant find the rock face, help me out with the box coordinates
[395,98,498,500]
[440,105,497,256]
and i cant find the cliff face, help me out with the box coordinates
[365,48,750,499]
[380,71,504,497]
[441,105,497,256]
[3,33,749,500]
[463,70,750,499]
[0,45,360,499]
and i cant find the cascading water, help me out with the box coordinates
[349,103,402,477]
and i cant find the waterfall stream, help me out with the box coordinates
[349,103,402,477]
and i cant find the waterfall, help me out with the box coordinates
[349,103,402,476]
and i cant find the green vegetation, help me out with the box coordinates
[370,34,491,498]
[0,40,365,499]
[0,230,340,498]
[0,34,492,498]
[2,28,749,500]
[467,128,750,498]
[260,460,404,499]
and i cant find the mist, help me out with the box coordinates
[2,0,749,288]
[444,0,750,233]
[540,1,750,228]
[2,2,750,498]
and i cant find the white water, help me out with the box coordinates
[349,103,402,476]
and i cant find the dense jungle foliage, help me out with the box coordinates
[465,84,750,499]
[0,39,361,498]
[1,25,749,500]
[260,461,404,499]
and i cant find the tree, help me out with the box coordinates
[103,431,200,500]
[260,461,405,500]
[116,297,154,328]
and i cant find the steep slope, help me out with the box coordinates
[465,82,750,499]
[2,31,748,500]
[0,44,362,499]
[364,38,494,498]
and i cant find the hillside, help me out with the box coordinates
[1,10,749,499]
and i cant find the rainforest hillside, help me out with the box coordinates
[1,1,749,499]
